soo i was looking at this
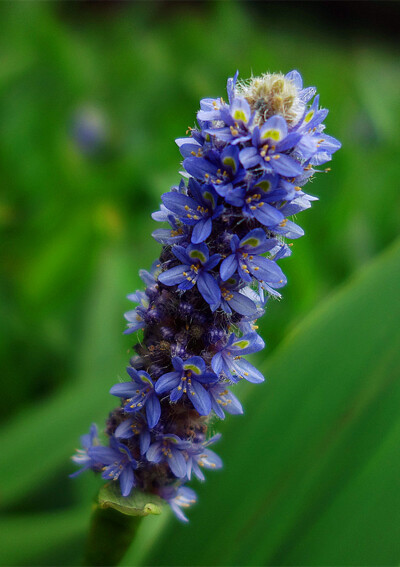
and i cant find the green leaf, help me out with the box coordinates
[134,238,400,566]
[98,483,164,517]
[0,506,88,566]
[0,246,134,510]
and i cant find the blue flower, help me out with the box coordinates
[70,424,100,477]
[160,485,197,523]
[220,228,286,293]
[146,434,190,478]
[239,116,304,177]
[89,437,137,497]
[186,435,223,481]
[212,332,265,383]
[161,179,224,244]
[156,356,217,415]
[210,276,264,317]
[158,243,221,306]
[208,383,243,419]
[123,291,149,335]
[114,416,151,456]
[110,367,161,429]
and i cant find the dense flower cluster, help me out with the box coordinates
[72,70,340,521]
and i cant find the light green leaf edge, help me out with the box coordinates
[98,483,164,517]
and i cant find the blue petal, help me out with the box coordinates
[120,466,135,497]
[271,154,303,176]
[155,372,181,394]
[195,372,218,384]
[172,356,184,371]
[210,395,225,419]
[230,97,251,124]
[184,356,206,375]
[197,448,223,470]
[170,386,183,403]
[161,192,197,218]
[204,253,221,271]
[248,256,286,285]
[276,132,302,153]
[220,254,238,281]
[172,245,191,264]
[189,380,212,416]
[239,146,260,169]
[233,358,265,383]
[285,69,303,89]
[158,265,187,286]
[88,446,118,465]
[140,430,151,455]
[274,219,305,239]
[146,442,163,463]
[191,218,212,244]
[259,115,288,143]
[228,291,259,317]
[169,449,187,478]
[192,460,205,481]
[230,332,265,355]
[109,382,137,398]
[126,366,140,382]
[146,394,161,429]
[252,203,283,227]
[183,157,218,181]
[224,389,243,415]
[197,272,221,305]
[115,420,134,439]
[211,352,224,375]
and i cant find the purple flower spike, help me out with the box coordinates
[72,68,340,522]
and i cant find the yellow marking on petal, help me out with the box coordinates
[241,237,259,247]
[233,109,247,122]
[261,129,282,141]
[183,364,202,375]
[233,340,250,349]
[255,180,271,192]
[223,156,237,171]
[305,110,314,123]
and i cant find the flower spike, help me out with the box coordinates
[72,69,340,522]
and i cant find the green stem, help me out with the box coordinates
[84,504,143,566]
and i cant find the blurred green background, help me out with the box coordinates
[1,1,400,565]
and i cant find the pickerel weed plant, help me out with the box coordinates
[72,69,340,564]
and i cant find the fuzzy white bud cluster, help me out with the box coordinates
[235,72,305,127]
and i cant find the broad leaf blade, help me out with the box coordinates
[135,238,400,566]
